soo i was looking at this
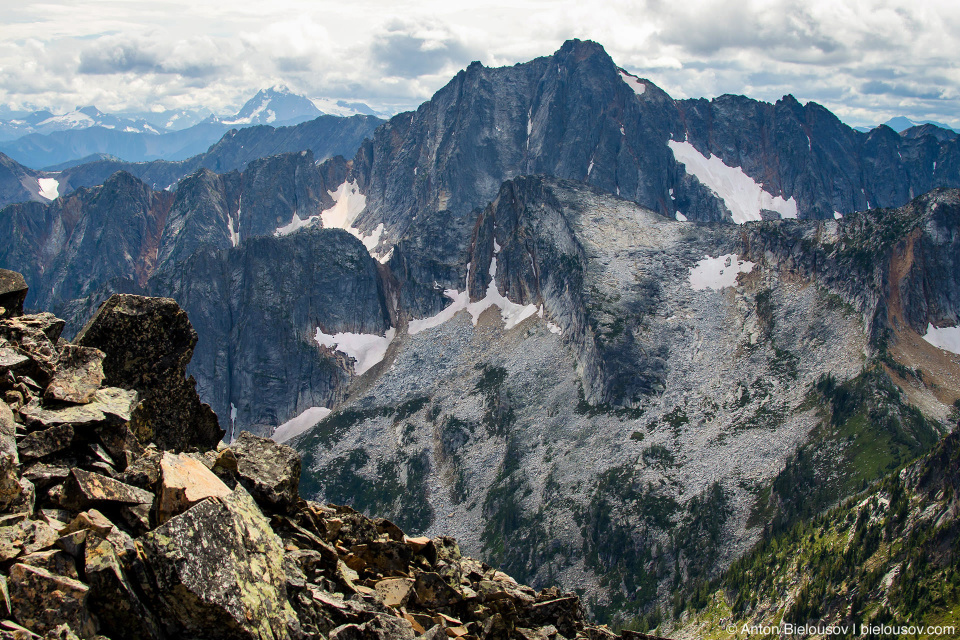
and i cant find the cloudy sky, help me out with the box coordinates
[1,0,958,127]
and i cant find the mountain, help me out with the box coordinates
[222,85,323,126]
[0,87,365,169]
[0,105,160,142]
[884,115,959,133]
[0,151,61,206]
[3,38,960,627]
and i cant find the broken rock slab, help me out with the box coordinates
[0,270,27,318]
[8,563,91,637]
[43,344,105,405]
[61,469,154,512]
[139,486,300,640]
[75,294,223,451]
[18,387,138,430]
[0,400,21,509]
[229,431,301,511]
[157,451,232,524]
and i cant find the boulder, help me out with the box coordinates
[329,615,416,640]
[17,549,79,580]
[0,314,62,384]
[43,345,105,405]
[156,451,232,524]
[115,447,161,490]
[60,469,154,512]
[18,387,138,430]
[75,294,223,451]
[230,431,301,511]
[0,519,58,562]
[84,537,162,640]
[16,423,74,461]
[0,400,21,508]
[414,572,464,609]
[374,577,416,608]
[8,563,91,637]
[0,270,27,319]
[139,486,300,640]
[95,421,144,471]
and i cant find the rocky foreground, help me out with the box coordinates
[0,268,647,640]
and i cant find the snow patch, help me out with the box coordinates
[668,140,798,223]
[315,327,396,375]
[834,211,843,220]
[229,196,241,247]
[619,70,647,96]
[587,160,594,176]
[689,254,755,291]
[229,403,237,442]
[922,323,960,355]
[675,211,687,222]
[272,406,332,443]
[37,178,59,201]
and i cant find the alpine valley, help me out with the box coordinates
[4,39,960,636]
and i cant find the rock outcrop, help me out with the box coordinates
[0,271,623,640]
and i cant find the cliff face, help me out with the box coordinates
[0,274,626,640]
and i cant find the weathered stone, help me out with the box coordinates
[61,469,153,511]
[0,347,29,375]
[43,345,105,405]
[15,423,74,461]
[415,572,464,609]
[7,478,34,515]
[95,422,143,471]
[376,518,405,542]
[329,615,416,640]
[139,486,300,639]
[156,451,232,524]
[18,387,138,430]
[18,549,78,580]
[75,294,223,451]
[353,540,414,577]
[374,577,416,608]
[115,447,161,490]
[56,530,88,559]
[230,431,301,510]
[22,464,69,491]
[8,563,91,636]
[60,509,115,538]
[84,538,162,640]
[522,598,582,639]
[0,271,27,319]
[0,314,64,384]
[0,519,58,562]
[0,400,21,509]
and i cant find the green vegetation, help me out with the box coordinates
[681,430,960,636]
[314,447,435,533]
[749,366,941,536]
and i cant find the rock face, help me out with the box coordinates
[0,279,619,640]
[75,293,223,450]
[0,269,27,318]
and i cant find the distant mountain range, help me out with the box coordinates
[0,87,388,168]
[856,115,960,134]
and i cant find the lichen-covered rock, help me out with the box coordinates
[139,486,300,639]
[156,451,232,524]
[0,399,21,509]
[85,537,162,640]
[43,344,105,405]
[61,469,154,512]
[230,431,301,511]
[0,314,62,385]
[329,615,416,640]
[75,294,223,451]
[8,563,91,636]
[16,423,75,461]
[0,518,58,562]
[0,270,27,319]
[18,387,138,430]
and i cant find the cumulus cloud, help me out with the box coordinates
[0,0,957,128]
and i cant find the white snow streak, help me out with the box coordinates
[668,140,798,223]
[38,178,59,200]
[689,254,754,291]
[675,211,688,222]
[619,70,647,96]
[229,196,241,247]
[272,407,332,443]
[834,211,843,220]
[922,323,960,355]
[314,327,396,375]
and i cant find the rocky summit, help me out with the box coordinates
[0,272,635,640]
